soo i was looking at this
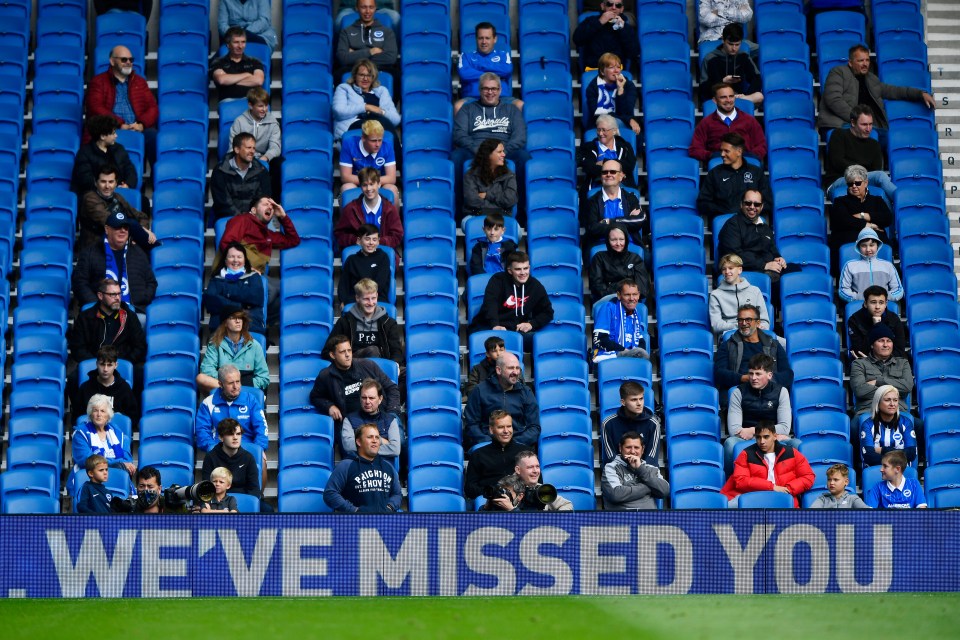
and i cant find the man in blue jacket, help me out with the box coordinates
[324,424,402,513]
[464,352,540,450]
[456,22,517,112]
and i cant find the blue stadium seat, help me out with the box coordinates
[663,383,719,421]
[407,385,462,424]
[672,491,727,509]
[665,412,722,445]
[408,440,464,472]
[737,491,795,508]
[539,437,593,471]
[407,412,462,445]
[138,440,194,488]
[669,440,724,471]
[924,465,960,508]
[278,467,332,513]
[279,439,335,474]
[139,413,194,446]
[669,465,725,500]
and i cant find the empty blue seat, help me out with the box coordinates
[137,440,194,488]
[669,465,725,500]
[408,440,464,473]
[672,491,727,509]
[737,491,796,508]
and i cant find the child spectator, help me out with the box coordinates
[338,223,391,306]
[839,227,903,302]
[588,222,650,302]
[809,463,870,509]
[197,467,239,513]
[847,285,907,360]
[74,345,139,423]
[202,418,261,497]
[76,454,113,514]
[464,335,506,397]
[229,87,282,195]
[469,213,517,276]
[865,450,926,508]
[334,167,403,255]
[338,120,400,203]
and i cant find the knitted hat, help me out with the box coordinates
[868,323,895,345]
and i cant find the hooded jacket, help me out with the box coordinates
[337,247,392,305]
[721,441,815,507]
[330,304,404,364]
[463,375,540,449]
[588,232,650,300]
[839,227,903,302]
[600,406,661,467]
[454,99,526,155]
[469,271,554,334]
[229,109,282,160]
[324,455,401,513]
[601,455,669,510]
[708,277,770,336]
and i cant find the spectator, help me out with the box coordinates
[196,467,239,513]
[201,418,261,497]
[714,304,792,392]
[341,378,402,465]
[697,133,771,218]
[337,224,393,306]
[828,164,895,266]
[698,0,754,46]
[839,227,903,302]
[464,411,527,500]
[809,463,870,509]
[724,354,798,467]
[335,0,400,33]
[600,381,660,467]
[72,115,138,194]
[584,52,641,134]
[717,189,796,282]
[865,450,926,509]
[76,455,112,514]
[689,83,766,162]
[514,451,574,511]
[84,45,158,162]
[699,23,762,105]
[74,345,138,423]
[333,59,401,142]
[709,253,770,337]
[847,285,907,360]
[850,324,914,415]
[229,87,283,196]
[309,334,400,422]
[453,73,528,171]
[583,158,646,247]
[334,168,403,254]
[196,306,269,394]
[210,26,265,103]
[469,212,517,276]
[592,278,649,363]
[464,352,540,450]
[203,242,267,337]
[338,121,400,203]
[73,213,157,313]
[464,335,506,398]
[860,384,918,470]
[324,424,402,513]
[462,138,519,219]
[217,0,277,50]
[823,105,896,203]
[331,278,404,364]
[818,44,935,148]
[211,133,272,220]
[336,0,398,76]
[69,278,147,368]
[572,0,639,71]
[78,165,153,249]
[467,251,554,345]
[721,421,814,507]
[588,222,650,302]
[71,394,136,486]
[601,431,670,510]
[456,22,518,112]
[577,114,638,195]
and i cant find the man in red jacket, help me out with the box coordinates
[721,421,815,507]
[688,83,766,163]
[85,45,158,163]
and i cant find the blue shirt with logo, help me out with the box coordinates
[866,476,926,509]
[339,134,395,175]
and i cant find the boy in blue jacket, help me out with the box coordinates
[77,455,113,514]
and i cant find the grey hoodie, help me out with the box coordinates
[454,100,527,155]
[709,277,770,336]
[329,304,404,363]
[229,109,282,160]
[809,491,870,509]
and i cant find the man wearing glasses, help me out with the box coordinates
[717,189,797,282]
[714,304,793,395]
[453,72,528,170]
[573,0,640,71]
[584,159,645,246]
[697,132,771,217]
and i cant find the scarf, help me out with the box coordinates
[84,422,125,461]
[222,267,245,281]
[595,76,616,114]
[595,140,617,163]
[103,237,130,304]
[610,301,643,350]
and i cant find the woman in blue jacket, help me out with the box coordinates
[203,242,266,336]
[70,394,135,495]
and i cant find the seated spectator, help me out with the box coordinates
[201,418,261,497]
[203,242,267,337]
[335,0,400,33]
[196,306,269,394]
[71,394,136,486]
[572,0,639,71]
[514,451,573,511]
[848,285,907,360]
[76,455,112,514]
[714,305,792,392]
[229,87,283,195]
[453,73,528,171]
[217,0,277,50]
[689,83,766,163]
[588,222,650,302]
[210,27,265,103]
[464,352,540,450]
[195,467,239,513]
[839,228,903,303]
[717,189,797,283]
[332,278,404,364]
[69,278,147,369]
[699,23,762,105]
[584,52,641,134]
[860,384,917,469]
[336,0,398,76]
[309,334,401,422]
[600,381,660,467]
[601,431,669,510]
[467,251,554,346]
[584,158,646,247]
[850,324,914,415]
[456,22,520,113]
[577,114,638,195]
[335,168,403,253]
[865,450,926,509]
[823,106,896,204]
[464,335,505,397]
[464,411,527,500]
[697,133,771,218]
[74,345,138,423]
[592,278,649,364]
[830,172,895,270]
[341,378,402,465]
[809,463,870,509]
[84,45,158,162]
[709,253,770,337]
[337,224,392,306]
[78,165,154,249]
[338,121,400,203]
[333,59,401,142]
[721,421,815,508]
[73,214,157,313]
[469,212,517,276]
[724,354,798,467]
[698,0,754,48]
[324,424,401,513]
[72,115,138,194]
[463,139,519,219]
[211,133,272,220]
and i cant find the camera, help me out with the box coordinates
[521,483,558,510]
[109,481,216,514]
[482,485,508,501]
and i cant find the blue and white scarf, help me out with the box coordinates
[609,301,643,350]
[83,423,125,461]
[595,76,616,115]
[103,237,130,304]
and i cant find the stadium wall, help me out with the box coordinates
[2,512,959,597]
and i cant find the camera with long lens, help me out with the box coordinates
[163,481,216,513]
[521,483,558,510]
[482,485,508,501]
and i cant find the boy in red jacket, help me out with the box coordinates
[721,421,815,507]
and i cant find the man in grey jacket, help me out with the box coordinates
[453,73,529,171]
[601,431,669,510]
[850,324,914,415]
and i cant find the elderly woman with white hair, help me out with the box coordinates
[859,384,918,469]
[576,113,638,195]
[71,394,135,483]
[828,163,894,264]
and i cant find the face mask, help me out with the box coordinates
[137,490,159,510]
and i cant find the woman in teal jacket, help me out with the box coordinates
[196,306,269,393]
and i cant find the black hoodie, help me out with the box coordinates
[468,271,554,333]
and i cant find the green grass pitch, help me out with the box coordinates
[2,593,958,639]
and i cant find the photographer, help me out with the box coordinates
[464,411,526,501]
[514,451,573,512]
[480,474,525,511]
[120,466,163,513]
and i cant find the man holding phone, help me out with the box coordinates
[699,23,763,105]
